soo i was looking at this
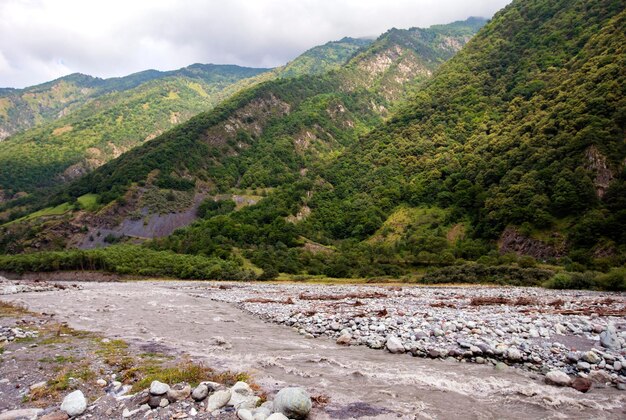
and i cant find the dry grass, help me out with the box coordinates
[244,297,294,304]
[298,291,387,301]
[0,300,30,317]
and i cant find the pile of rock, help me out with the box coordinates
[0,278,80,295]
[0,326,38,343]
[45,379,312,419]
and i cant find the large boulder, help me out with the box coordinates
[273,387,312,420]
[60,390,87,417]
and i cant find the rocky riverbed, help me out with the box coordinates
[204,283,626,389]
[2,278,626,419]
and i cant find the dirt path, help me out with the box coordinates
[5,281,626,419]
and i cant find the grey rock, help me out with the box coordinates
[149,380,170,395]
[545,370,571,386]
[60,390,87,417]
[192,384,209,401]
[273,387,312,420]
[600,324,621,350]
[577,361,591,370]
[208,389,233,411]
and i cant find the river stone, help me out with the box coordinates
[39,411,69,420]
[228,381,258,408]
[192,384,209,401]
[60,390,87,417]
[207,389,232,411]
[150,380,170,395]
[386,336,405,354]
[0,409,44,420]
[600,324,621,350]
[571,377,593,393]
[507,348,523,362]
[237,409,254,420]
[148,394,162,408]
[266,414,289,420]
[545,370,571,387]
[273,387,312,420]
[582,351,601,364]
[167,383,192,402]
[336,333,352,346]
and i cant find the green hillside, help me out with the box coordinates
[301,0,626,272]
[0,65,267,140]
[279,37,372,78]
[0,18,484,260]
[0,38,378,196]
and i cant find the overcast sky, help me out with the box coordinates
[0,0,511,88]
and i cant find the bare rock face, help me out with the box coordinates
[584,145,614,198]
[498,227,565,259]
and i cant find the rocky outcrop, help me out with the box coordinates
[498,227,565,260]
[584,145,614,198]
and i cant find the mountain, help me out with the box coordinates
[0,17,486,256]
[0,65,267,141]
[278,37,372,78]
[298,0,626,272]
[0,38,378,197]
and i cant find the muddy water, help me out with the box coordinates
[6,281,625,419]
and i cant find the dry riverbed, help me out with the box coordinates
[1,277,626,419]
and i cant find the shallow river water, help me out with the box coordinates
[6,281,626,419]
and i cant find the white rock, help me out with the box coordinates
[61,390,87,417]
[266,414,289,420]
[149,380,169,395]
[385,336,405,354]
[238,409,254,420]
[96,379,107,387]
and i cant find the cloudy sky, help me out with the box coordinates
[0,0,511,88]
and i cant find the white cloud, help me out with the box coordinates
[0,0,511,88]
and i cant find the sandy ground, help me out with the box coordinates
[4,280,626,419]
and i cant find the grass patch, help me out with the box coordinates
[3,202,73,226]
[77,193,100,211]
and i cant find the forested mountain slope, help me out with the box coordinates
[0,65,267,141]
[0,38,375,196]
[300,0,626,271]
[0,18,485,256]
